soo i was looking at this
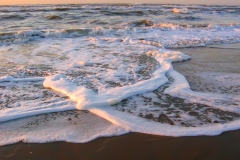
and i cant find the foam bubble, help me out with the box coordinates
[0,76,44,82]
[172,8,189,14]
[108,98,121,105]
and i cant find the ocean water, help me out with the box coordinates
[0,4,240,145]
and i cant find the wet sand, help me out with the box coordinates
[1,131,240,160]
[1,44,240,160]
[173,44,240,94]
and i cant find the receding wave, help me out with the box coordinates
[1,3,240,147]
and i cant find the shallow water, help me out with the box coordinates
[0,4,240,145]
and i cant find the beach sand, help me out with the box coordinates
[1,131,240,160]
[1,44,240,160]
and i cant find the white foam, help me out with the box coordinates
[43,49,189,111]
[164,69,240,113]
[40,47,240,137]
[1,23,240,48]
[1,6,240,144]
[0,76,45,82]
[1,33,240,141]
[0,110,127,146]
[0,80,76,122]
[90,106,240,137]
[2,44,239,138]
[0,76,14,82]
[78,61,93,66]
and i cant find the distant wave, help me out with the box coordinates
[172,8,189,14]
[1,23,240,47]
[45,15,63,20]
[54,7,69,11]
[0,7,81,13]
[168,15,202,21]
[0,29,92,45]
[130,20,154,27]
[1,5,239,16]
[0,14,26,20]
[154,23,240,30]
[100,10,144,16]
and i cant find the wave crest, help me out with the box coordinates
[173,8,189,14]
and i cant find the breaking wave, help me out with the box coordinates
[1,23,240,47]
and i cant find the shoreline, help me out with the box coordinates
[1,130,240,160]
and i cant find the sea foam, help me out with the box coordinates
[1,4,240,145]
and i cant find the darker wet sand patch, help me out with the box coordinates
[1,131,240,160]
[173,43,240,95]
